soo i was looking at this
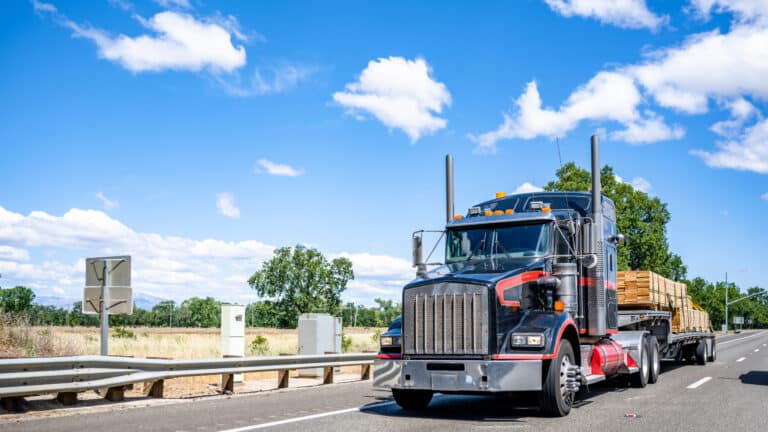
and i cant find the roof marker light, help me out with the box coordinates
[484,210,493,217]
[493,210,503,216]
[453,214,463,220]
[495,192,506,199]
[505,209,514,215]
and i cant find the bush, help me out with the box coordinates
[249,335,270,356]
[113,327,136,339]
[371,329,382,343]
[342,334,352,353]
[0,314,80,357]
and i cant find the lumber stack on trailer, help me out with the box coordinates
[617,270,711,333]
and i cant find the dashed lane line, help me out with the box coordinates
[687,377,712,389]
[736,357,746,362]
[755,349,760,353]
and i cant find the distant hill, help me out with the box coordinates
[33,292,169,311]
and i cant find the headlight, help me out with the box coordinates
[510,333,545,348]
[380,335,400,347]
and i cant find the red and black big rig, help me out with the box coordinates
[373,135,715,416]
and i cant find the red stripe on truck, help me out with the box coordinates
[496,271,548,306]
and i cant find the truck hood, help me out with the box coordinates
[405,257,547,288]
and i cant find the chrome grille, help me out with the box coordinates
[403,283,489,355]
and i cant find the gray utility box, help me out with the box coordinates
[298,313,342,377]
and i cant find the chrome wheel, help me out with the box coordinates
[559,354,575,406]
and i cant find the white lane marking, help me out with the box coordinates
[755,349,760,352]
[687,377,712,389]
[736,357,746,362]
[718,331,767,345]
[217,401,396,432]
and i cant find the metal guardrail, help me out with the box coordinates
[0,353,377,401]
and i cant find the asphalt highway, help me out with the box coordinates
[2,331,767,432]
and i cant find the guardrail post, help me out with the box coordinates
[145,380,164,398]
[277,369,290,388]
[104,387,125,402]
[221,374,234,394]
[323,366,334,384]
[360,364,371,380]
[56,392,78,406]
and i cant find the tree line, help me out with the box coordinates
[0,285,400,328]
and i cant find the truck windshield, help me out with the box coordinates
[446,223,550,263]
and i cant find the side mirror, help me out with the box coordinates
[412,234,427,277]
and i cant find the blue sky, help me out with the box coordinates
[1,0,767,307]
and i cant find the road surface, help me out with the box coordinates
[2,331,767,432]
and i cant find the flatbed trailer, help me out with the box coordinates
[618,310,715,364]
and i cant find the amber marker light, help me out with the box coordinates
[542,207,551,213]
[453,214,463,220]
[554,300,565,312]
[493,210,503,216]
[495,192,506,199]
[505,209,514,215]
[484,210,493,217]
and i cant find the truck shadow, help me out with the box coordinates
[363,362,683,421]
[739,371,768,386]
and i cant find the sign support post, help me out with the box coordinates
[101,260,110,356]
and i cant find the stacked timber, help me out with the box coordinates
[617,270,711,333]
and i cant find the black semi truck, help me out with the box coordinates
[373,135,715,416]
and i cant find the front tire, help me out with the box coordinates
[647,335,660,384]
[539,339,576,417]
[392,389,432,410]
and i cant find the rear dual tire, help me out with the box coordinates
[631,335,660,387]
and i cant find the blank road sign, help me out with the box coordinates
[85,256,131,288]
[733,316,744,324]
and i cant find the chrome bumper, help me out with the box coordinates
[373,358,542,392]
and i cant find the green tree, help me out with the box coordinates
[545,163,687,280]
[180,297,221,327]
[248,245,354,328]
[0,286,36,314]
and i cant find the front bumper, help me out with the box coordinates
[373,358,542,392]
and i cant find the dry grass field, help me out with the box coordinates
[1,324,384,359]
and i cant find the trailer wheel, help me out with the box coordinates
[392,389,433,411]
[630,338,649,388]
[646,335,660,384]
[539,339,575,417]
[707,339,716,362]
[695,340,707,365]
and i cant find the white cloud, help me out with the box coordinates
[513,182,544,194]
[629,26,768,114]
[333,56,452,142]
[610,111,685,143]
[0,206,411,305]
[630,177,652,193]
[32,0,57,13]
[95,192,119,210]
[218,65,313,97]
[692,117,768,173]
[216,192,240,219]
[761,192,768,200]
[154,0,191,9]
[711,97,758,138]
[42,6,247,73]
[688,0,768,23]
[0,245,30,262]
[545,0,668,30]
[470,72,643,152]
[256,159,304,177]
